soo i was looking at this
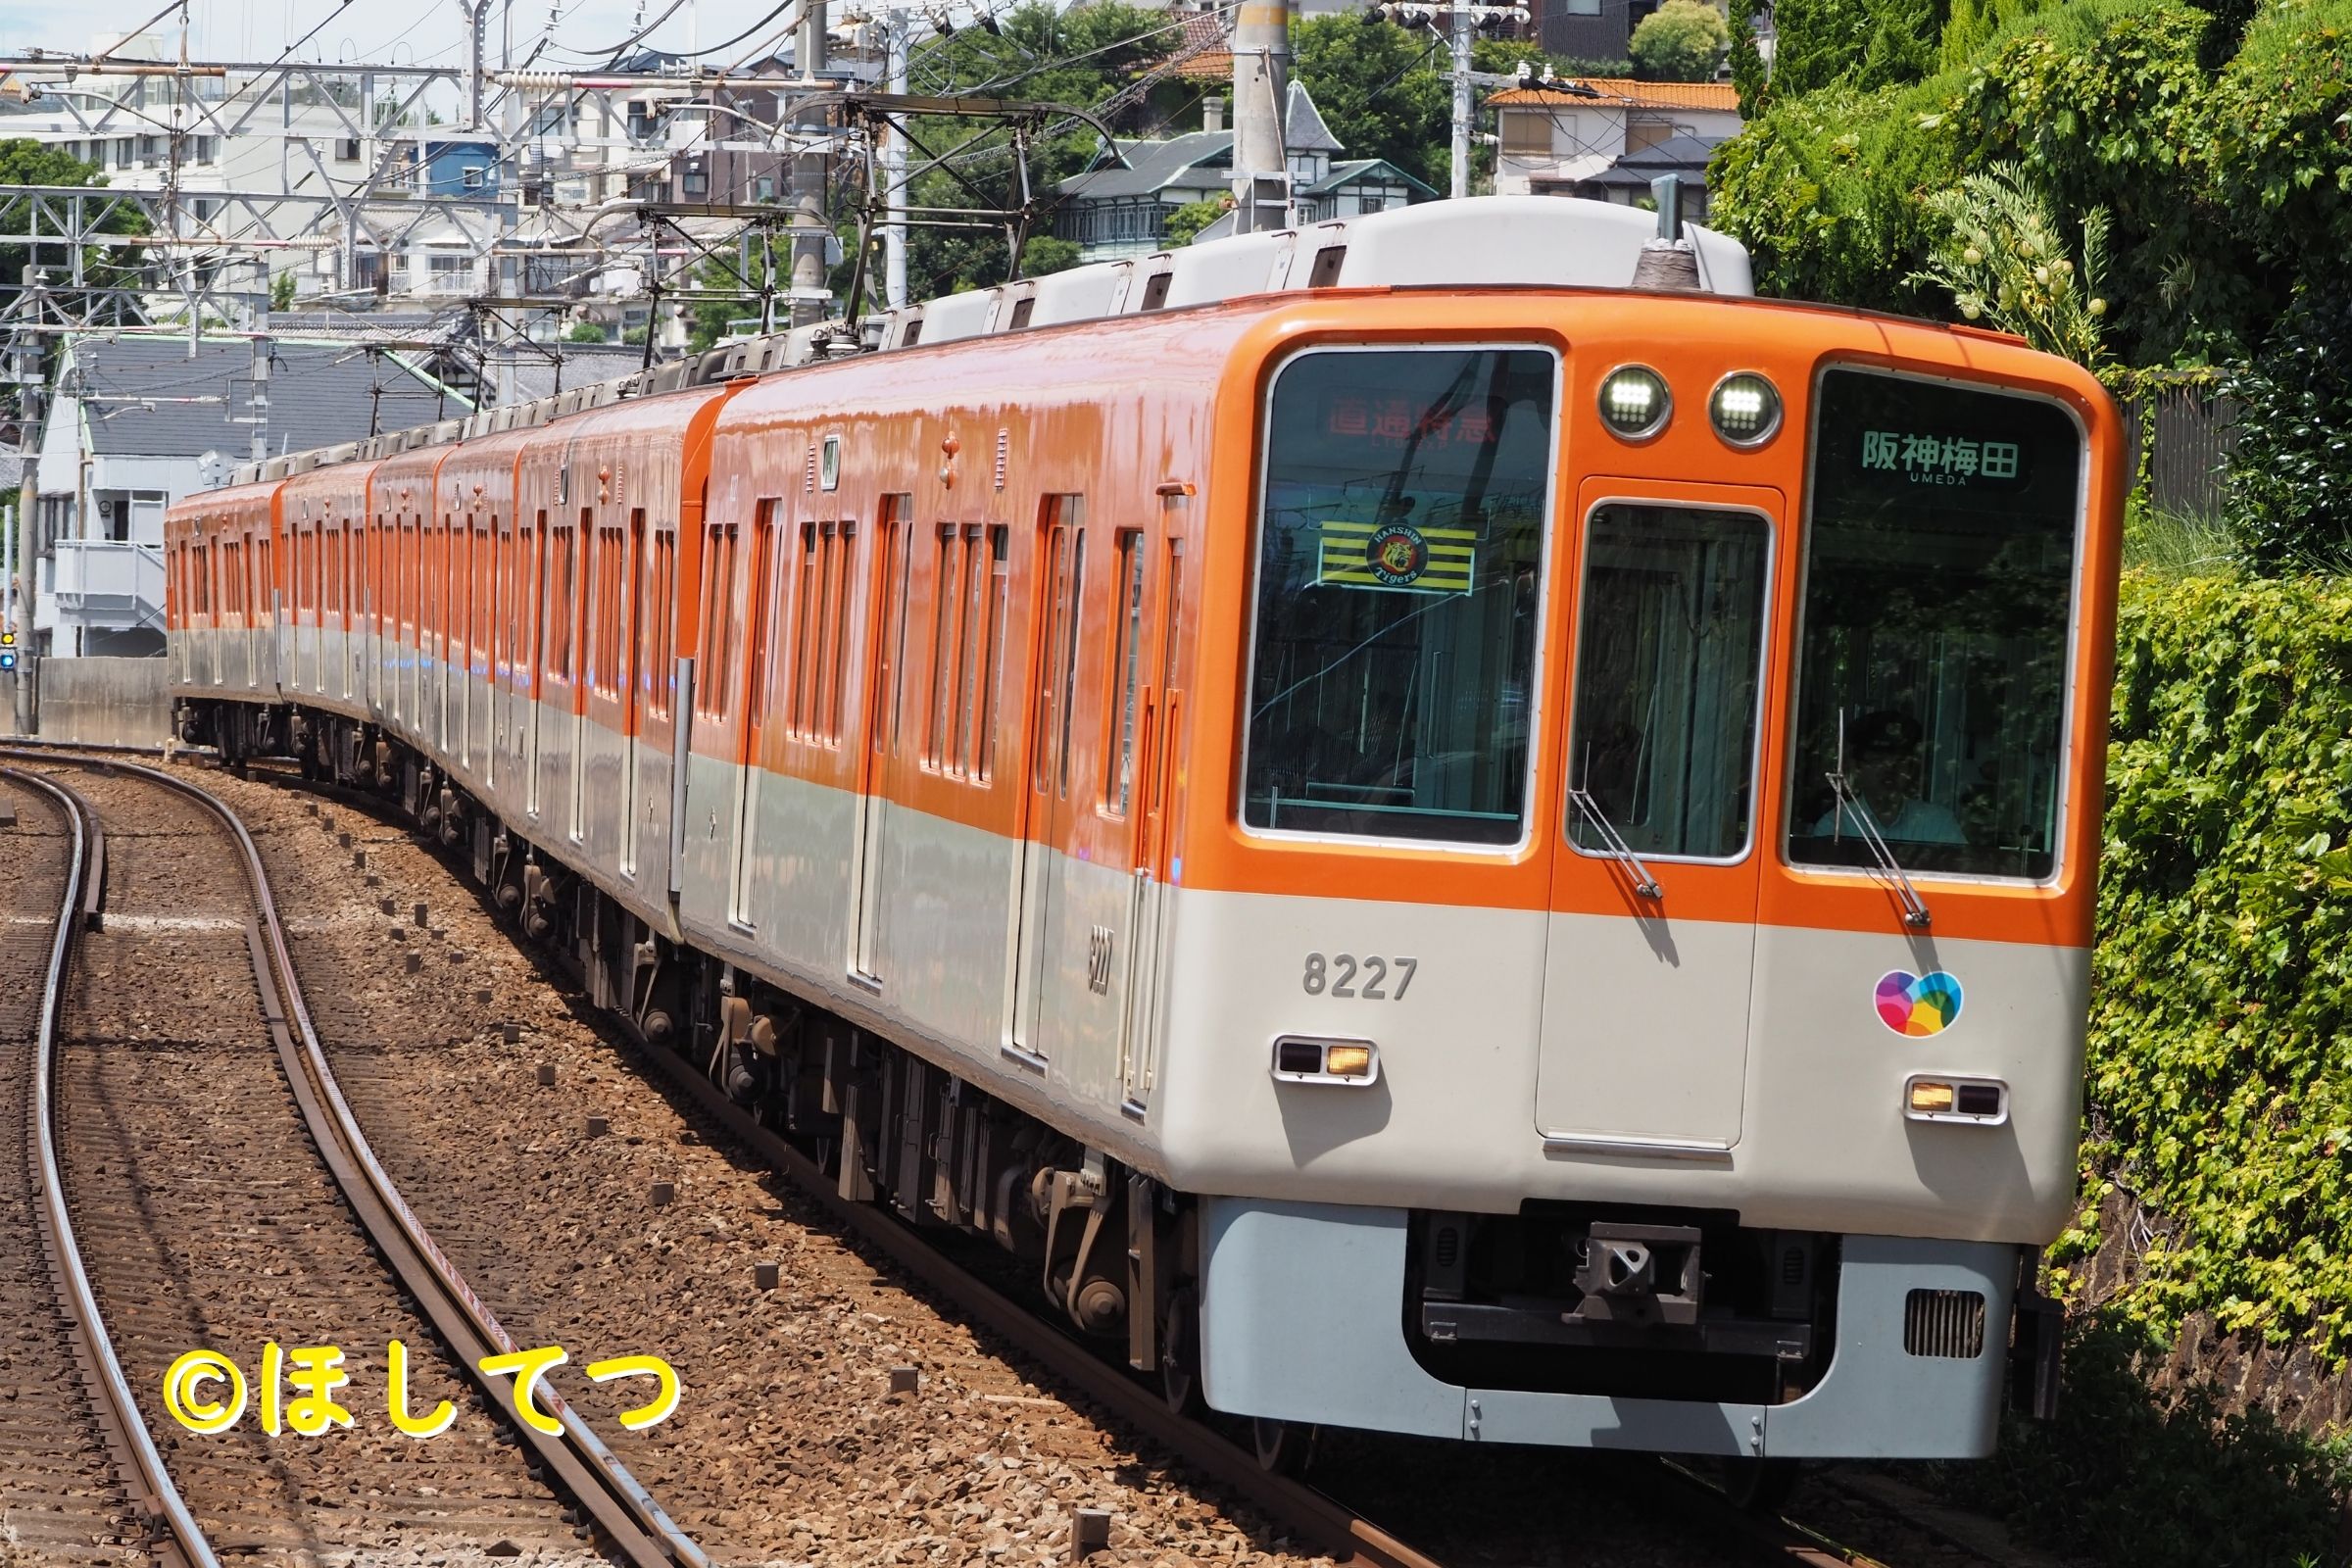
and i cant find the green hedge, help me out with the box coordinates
[1709,0,2352,365]
[2068,571,2352,1357]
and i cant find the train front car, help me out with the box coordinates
[1165,292,2122,1465]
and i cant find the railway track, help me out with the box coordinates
[0,763,208,1566]
[1,751,708,1567]
[205,751,1904,1568]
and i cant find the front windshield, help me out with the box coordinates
[1786,368,2083,880]
[1242,347,1555,846]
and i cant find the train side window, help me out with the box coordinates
[1565,504,1771,862]
[978,524,1009,781]
[1103,528,1146,814]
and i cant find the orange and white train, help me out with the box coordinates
[168,196,2123,1478]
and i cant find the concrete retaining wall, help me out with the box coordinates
[0,656,173,747]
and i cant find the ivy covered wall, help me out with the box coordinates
[2069,571,2352,1356]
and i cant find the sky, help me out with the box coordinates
[0,0,819,73]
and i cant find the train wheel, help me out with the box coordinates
[1251,1418,1313,1477]
[1719,1455,1799,1515]
[1159,1288,1202,1416]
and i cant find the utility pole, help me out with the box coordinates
[1230,0,1293,233]
[1449,4,1473,199]
[463,0,494,129]
[789,1,832,328]
[247,337,271,464]
[1375,3,1530,199]
[883,7,908,312]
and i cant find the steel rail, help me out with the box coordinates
[234,752,1895,1568]
[3,763,219,1568]
[7,751,709,1568]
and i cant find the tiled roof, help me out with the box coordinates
[61,334,465,459]
[1171,6,1236,78]
[1488,79,1740,112]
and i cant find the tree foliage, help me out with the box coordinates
[897,2,1180,301]
[1728,0,1768,114]
[1907,161,2111,371]
[2223,284,2352,566]
[1161,197,1228,248]
[1708,0,2256,364]
[1768,0,1949,96]
[2069,572,2352,1364]
[1628,0,1730,81]
[1292,16,1451,191]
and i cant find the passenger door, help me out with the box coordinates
[1008,501,1085,1063]
[1119,516,1186,1109]
[851,498,913,981]
[1537,480,1782,1156]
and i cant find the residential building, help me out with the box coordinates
[24,333,464,657]
[1054,81,1434,261]
[1565,131,1728,218]
[1490,79,1741,200]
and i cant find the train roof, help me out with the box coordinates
[209,196,1752,492]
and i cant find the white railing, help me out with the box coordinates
[51,539,167,627]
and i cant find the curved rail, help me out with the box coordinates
[3,763,220,1568]
[231,751,1893,1568]
[8,751,709,1568]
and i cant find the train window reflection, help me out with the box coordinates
[1566,504,1770,861]
[1244,347,1555,846]
[1787,369,2082,881]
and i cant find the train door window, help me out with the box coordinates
[956,523,988,775]
[647,525,676,719]
[549,521,577,682]
[524,511,546,684]
[978,525,1010,780]
[593,524,626,697]
[791,521,820,734]
[876,496,913,757]
[1103,529,1147,814]
[1564,504,1770,862]
[927,523,963,767]
[825,522,858,743]
[742,503,780,728]
[473,518,495,668]
[708,520,741,717]
[1786,369,2082,881]
[1242,346,1557,846]
[1030,501,1083,795]
[1055,526,1088,798]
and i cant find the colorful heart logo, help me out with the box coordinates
[1876,970,1964,1037]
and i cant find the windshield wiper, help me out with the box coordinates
[1568,786,1662,902]
[1823,768,1933,928]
